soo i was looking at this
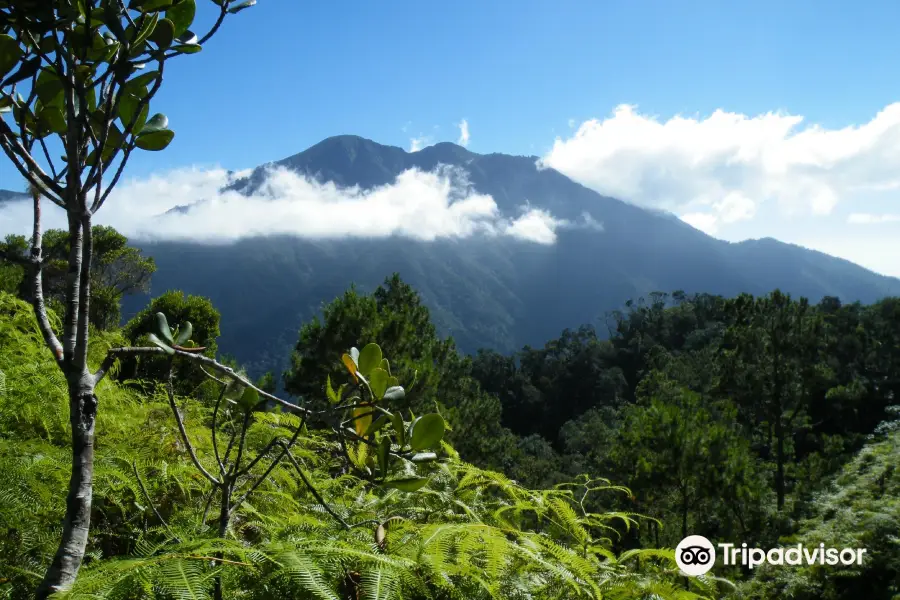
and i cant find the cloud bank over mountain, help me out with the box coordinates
[0,165,574,245]
[542,103,900,234]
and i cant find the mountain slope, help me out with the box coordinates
[123,136,900,376]
[3,135,899,377]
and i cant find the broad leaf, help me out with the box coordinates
[166,0,196,37]
[174,321,192,345]
[383,386,405,402]
[409,413,445,450]
[239,387,259,412]
[369,368,389,400]
[377,436,391,476]
[142,112,169,132]
[0,34,22,81]
[384,477,429,493]
[365,414,390,437]
[148,17,176,48]
[391,412,405,446]
[357,343,382,377]
[341,353,358,383]
[353,404,373,438]
[135,129,174,151]
[155,312,174,344]
[227,0,256,14]
[148,333,174,355]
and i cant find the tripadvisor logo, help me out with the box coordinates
[676,535,716,576]
[675,535,868,576]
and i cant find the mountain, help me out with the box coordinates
[4,135,900,377]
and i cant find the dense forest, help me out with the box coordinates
[3,225,900,598]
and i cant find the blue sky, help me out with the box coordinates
[2,0,900,276]
[126,0,900,173]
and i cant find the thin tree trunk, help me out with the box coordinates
[36,376,97,598]
[775,411,785,511]
[213,483,232,600]
[36,205,96,598]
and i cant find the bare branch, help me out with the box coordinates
[27,189,64,365]
[280,443,351,529]
[232,419,305,513]
[93,346,312,416]
[132,462,179,542]
[164,360,221,487]
[0,123,66,203]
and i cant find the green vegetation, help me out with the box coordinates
[0,292,701,599]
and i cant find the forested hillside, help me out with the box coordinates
[3,269,899,598]
[114,135,900,378]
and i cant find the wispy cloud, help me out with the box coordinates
[0,165,571,246]
[409,135,433,152]
[457,119,470,147]
[541,103,900,235]
[847,213,900,224]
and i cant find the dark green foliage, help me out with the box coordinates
[120,290,220,394]
[0,292,699,600]
[284,274,520,470]
[0,225,155,330]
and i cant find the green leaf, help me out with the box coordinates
[379,357,391,375]
[166,0,196,37]
[353,404,373,438]
[409,413,445,451]
[325,374,338,404]
[148,17,175,48]
[37,106,66,134]
[130,0,175,12]
[142,112,169,132]
[0,34,22,81]
[174,321,192,345]
[118,89,149,133]
[384,477,428,493]
[155,312,174,344]
[1,56,40,88]
[147,333,174,355]
[377,436,391,476]
[239,386,259,412]
[176,30,198,44]
[383,386,405,402]
[368,368,389,400]
[172,43,202,54]
[227,0,256,14]
[365,414,390,437]
[357,343,382,377]
[132,12,159,49]
[391,412,405,446]
[135,128,174,151]
[127,70,160,89]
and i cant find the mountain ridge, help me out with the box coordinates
[1,135,899,377]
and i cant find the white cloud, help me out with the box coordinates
[457,119,470,147]
[848,213,900,224]
[409,136,433,152]
[680,212,719,235]
[541,103,900,235]
[504,208,564,244]
[0,165,572,246]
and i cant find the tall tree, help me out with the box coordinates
[0,1,252,595]
[1,225,155,329]
[720,291,825,511]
